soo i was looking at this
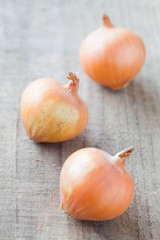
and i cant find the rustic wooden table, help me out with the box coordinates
[0,0,160,239]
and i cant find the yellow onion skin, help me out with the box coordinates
[60,147,134,221]
[21,73,88,142]
[80,15,146,90]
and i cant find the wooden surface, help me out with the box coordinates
[0,0,160,239]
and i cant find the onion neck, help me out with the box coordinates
[64,72,79,94]
[113,147,134,168]
[60,201,66,212]
[102,14,114,28]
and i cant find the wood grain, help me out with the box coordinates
[0,0,160,239]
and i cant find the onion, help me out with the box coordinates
[60,147,134,221]
[80,15,146,90]
[21,72,88,142]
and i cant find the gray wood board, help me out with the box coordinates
[0,0,160,239]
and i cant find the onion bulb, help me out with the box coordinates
[60,147,134,221]
[21,72,88,142]
[80,15,146,90]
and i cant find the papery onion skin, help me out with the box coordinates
[80,15,146,90]
[60,147,134,221]
[21,73,88,142]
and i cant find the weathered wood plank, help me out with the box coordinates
[0,0,160,239]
